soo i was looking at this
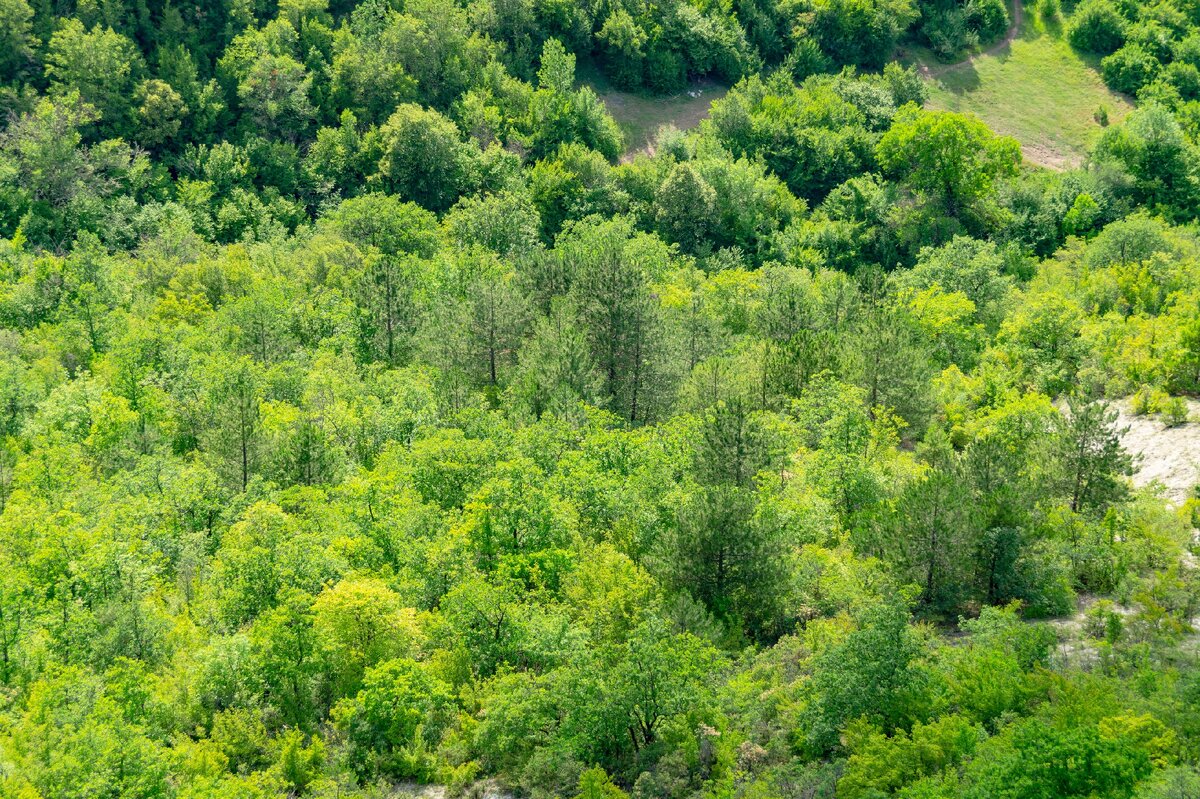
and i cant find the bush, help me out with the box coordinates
[1064,191,1101,234]
[812,0,919,70]
[1161,395,1190,427]
[1174,33,1200,69]
[967,0,1011,42]
[333,658,455,780]
[787,38,834,81]
[1101,43,1161,95]
[1130,386,1188,425]
[645,46,687,93]
[1016,541,1077,618]
[598,8,647,89]
[925,8,979,61]
[1083,599,1124,642]
[1130,384,1157,415]
[1163,61,1200,101]
[1068,0,1127,54]
[1126,20,1173,62]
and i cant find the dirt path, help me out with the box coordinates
[918,0,1024,79]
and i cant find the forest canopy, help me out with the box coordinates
[4,0,1200,798]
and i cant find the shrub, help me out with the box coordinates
[926,8,978,61]
[1083,599,1124,642]
[1163,61,1200,101]
[645,46,686,93]
[1068,0,1127,54]
[968,0,1011,42]
[1064,192,1102,235]
[1126,20,1173,62]
[333,658,455,780]
[1161,395,1190,427]
[1101,43,1161,94]
[1174,33,1200,69]
[1131,384,1157,415]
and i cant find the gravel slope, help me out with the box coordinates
[1114,398,1200,506]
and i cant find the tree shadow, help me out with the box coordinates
[936,62,983,94]
[987,39,1016,65]
[1036,14,1064,39]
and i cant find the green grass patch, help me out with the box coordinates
[576,58,728,159]
[914,6,1133,169]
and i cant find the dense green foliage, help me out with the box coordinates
[1065,0,1200,108]
[4,0,1200,798]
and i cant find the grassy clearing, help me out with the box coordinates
[912,6,1133,169]
[578,6,1129,170]
[576,59,729,159]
